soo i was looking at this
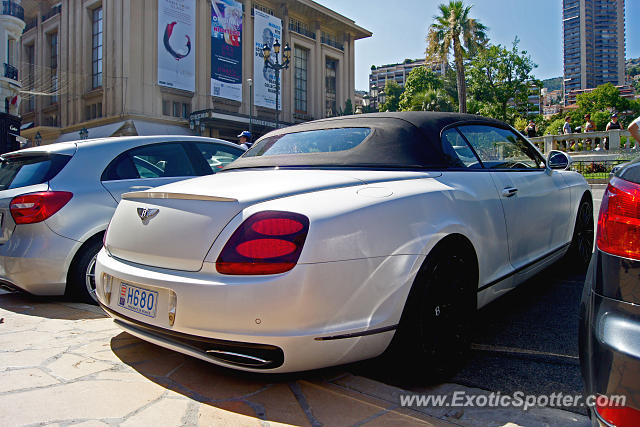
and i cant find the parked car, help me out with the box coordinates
[0,135,244,303]
[96,112,593,375]
[579,158,640,426]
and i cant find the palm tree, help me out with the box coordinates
[427,1,487,113]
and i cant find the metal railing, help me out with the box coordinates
[571,158,635,180]
[529,129,638,154]
[1,1,24,20]
[3,63,18,80]
[23,17,36,32]
[41,4,61,22]
[288,22,315,39]
[321,36,344,51]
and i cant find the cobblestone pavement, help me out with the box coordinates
[0,292,451,427]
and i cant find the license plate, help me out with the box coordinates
[117,283,158,318]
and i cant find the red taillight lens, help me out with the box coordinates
[216,211,309,275]
[596,401,640,426]
[10,191,73,224]
[597,176,640,261]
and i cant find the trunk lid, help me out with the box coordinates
[104,169,366,271]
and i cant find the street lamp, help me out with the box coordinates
[369,85,379,111]
[247,78,253,136]
[79,127,88,140]
[262,39,291,129]
[34,131,42,146]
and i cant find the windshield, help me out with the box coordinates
[244,128,371,157]
[0,154,72,191]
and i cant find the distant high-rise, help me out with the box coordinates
[563,0,626,105]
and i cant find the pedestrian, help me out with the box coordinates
[563,116,573,150]
[237,130,252,150]
[525,120,537,138]
[629,115,640,150]
[583,114,596,150]
[604,113,621,150]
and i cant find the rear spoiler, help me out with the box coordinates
[122,191,238,203]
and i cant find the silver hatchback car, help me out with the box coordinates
[0,135,244,303]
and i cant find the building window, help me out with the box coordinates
[49,33,58,69]
[49,33,58,103]
[25,44,35,112]
[325,58,337,117]
[173,102,180,118]
[294,47,308,114]
[85,102,102,120]
[91,7,103,89]
[162,100,170,116]
[182,103,191,119]
[253,3,275,16]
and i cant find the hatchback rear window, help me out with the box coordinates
[0,154,72,191]
[244,127,371,157]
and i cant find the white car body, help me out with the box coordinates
[96,113,591,373]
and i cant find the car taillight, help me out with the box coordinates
[596,401,640,426]
[597,176,640,261]
[10,191,73,224]
[216,211,309,275]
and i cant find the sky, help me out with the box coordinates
[315,0,639,91]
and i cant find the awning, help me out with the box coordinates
[132,120,195,136]
[55,120,195,143]
[56,121,126,143]
[20,122,33,130]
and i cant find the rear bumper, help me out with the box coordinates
[579,252,640,422]
[95,249,421,373]
[0,222,78,295]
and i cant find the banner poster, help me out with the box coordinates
[158,0,196,92]
[211,0,243,101]
[253,9,282,110]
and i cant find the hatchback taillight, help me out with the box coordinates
[597,177,640,261]
[10,191,73,224]
[216,211,309,275]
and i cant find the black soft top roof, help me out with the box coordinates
[223,112,511,171]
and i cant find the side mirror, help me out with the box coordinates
[547,150,571,171]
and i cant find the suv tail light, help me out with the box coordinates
[10,191,73,224]
[597,176,640,261]
[216,211,309,275]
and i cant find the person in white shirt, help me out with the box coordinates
[629,116,640,150]
[237,131,252,150]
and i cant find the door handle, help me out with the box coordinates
[502,187,518,197]
[130,186,152,190]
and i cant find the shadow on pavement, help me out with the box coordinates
[0,291,106,321]
[109,332,349,425]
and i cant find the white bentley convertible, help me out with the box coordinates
[96,112,593,375]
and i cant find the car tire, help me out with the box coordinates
[387,238,477,382]
[566,196,594,271]
[67,237,103,305]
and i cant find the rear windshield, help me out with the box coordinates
[0,154,72,191]
[244,127,371,157]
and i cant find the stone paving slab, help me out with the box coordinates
[0,293,449,427]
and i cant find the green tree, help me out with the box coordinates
[545,118,565,135]
[343,99,354,115]
[467,39,538,122]
[380,80,404,112]
[426,0,487,113]
[398,67,442,111]
[513,116,528,132]
[411,88,455,112]
[576,83,630,114]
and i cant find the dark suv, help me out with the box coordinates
[579,157,640,426]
